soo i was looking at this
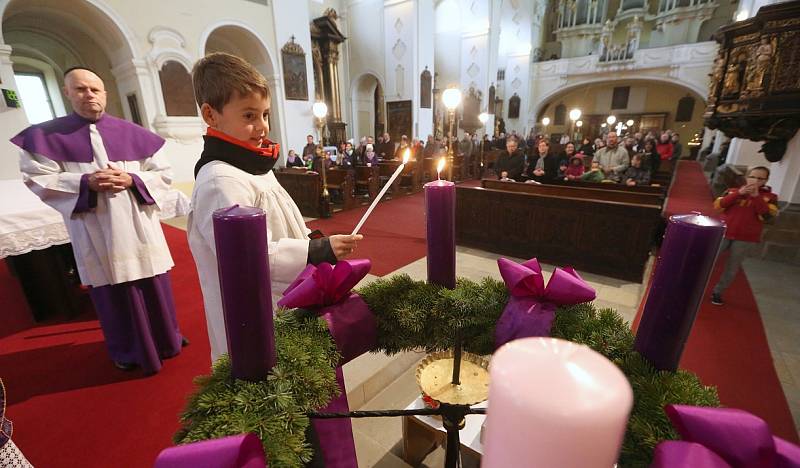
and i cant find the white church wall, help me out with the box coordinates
[383,1,414,104]
[434,0,461,94]
[345,0,386,140]
[270,1,316,158]
[416,0,435,139]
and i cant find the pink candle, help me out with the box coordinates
[424,179,456,289]
[483,338,633,468]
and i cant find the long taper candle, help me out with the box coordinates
[212,205,276,381]
[351,149,410,235]
[634,213,725,371]
[425,158,456,289]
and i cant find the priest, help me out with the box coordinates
[11,67,186,375]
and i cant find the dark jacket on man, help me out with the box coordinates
[494,149,525,181]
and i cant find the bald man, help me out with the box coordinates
[11,67,185,375]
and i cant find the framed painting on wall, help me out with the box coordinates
[386,100,412,142]
[281,37,309,101]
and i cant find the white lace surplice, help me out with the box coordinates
[188,161,311,361]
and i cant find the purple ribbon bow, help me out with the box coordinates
[494,258,596,349]
[279,259,371,308]
[651,405,800,468]
[154,433,267,468]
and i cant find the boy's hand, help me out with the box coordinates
[329,234,364,259]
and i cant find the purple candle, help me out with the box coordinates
[634,213,725,371]
[212,205,276,381]
[425,179,456,289]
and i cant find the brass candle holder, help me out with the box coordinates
[416,350,489,406]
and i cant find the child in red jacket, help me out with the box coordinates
[710,166,779,305]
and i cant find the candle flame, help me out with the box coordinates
[402,148,411,164]
[436,157,446,178]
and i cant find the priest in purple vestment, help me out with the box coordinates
[11,67,185,375]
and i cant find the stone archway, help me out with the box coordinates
[534,79,708,143]
[201,23,283,146]
[351,72,385,141]
[1,0,138,120]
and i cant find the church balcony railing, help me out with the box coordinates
[657,0,712,13]
[531,41,717,82]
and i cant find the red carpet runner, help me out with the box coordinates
[308,191,428,276]
[634,160,798,442]
[1,225,212,468]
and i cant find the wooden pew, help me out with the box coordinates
[326,168,357,211]
[275,168,330,218]
[546,178,666,195]
[456,185,662,282]
[400,158,423,193]
[481,179,664,208]
[354,165,379,200]
[379,161,404,196]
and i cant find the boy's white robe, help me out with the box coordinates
[188,161,310,361]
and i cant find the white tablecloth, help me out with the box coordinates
[0,179,190,258]
[406,396,487,456]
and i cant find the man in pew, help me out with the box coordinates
[622,154,651,186]
[494,136,525,182]
[595,131,629,182]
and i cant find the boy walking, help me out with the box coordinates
[710,166,778,305]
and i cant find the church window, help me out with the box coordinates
[15,73,55,124]
[554,103,566,125]
[611,86,630,110]
[159,61,198,117]
[675,96,695,122]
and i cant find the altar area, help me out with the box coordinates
[3,162,798,467]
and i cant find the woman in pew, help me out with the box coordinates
[622,154,651,186]
[363,144,379,166]
[339,142,356,170]
[285,149,305,168]
[558,142,577,178]
[524,139,560,183]
[641,139,660,176]
[656,132,674,162]
[578,137,595,159]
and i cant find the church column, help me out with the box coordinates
[311,11,347,145]
[111,59,160,131]
[326,42,342,122]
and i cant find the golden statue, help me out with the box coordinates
[745,37,775,93]
[722,53,743,96]
[708,54,725,100]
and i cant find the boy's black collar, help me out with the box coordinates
[195,132,279,178]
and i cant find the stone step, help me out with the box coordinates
[344,350,426,411]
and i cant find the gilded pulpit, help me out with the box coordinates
[704,1,800,162]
